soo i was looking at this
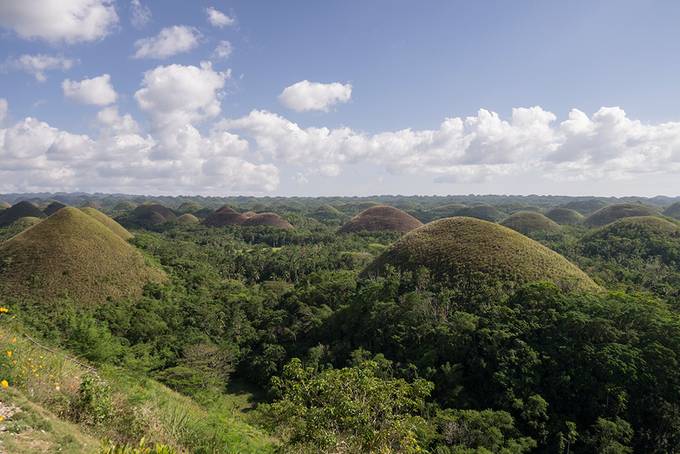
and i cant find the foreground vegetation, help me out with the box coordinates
[3,194,680,452]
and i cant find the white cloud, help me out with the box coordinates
[0,99,7,124]
[5,54,75,82]
[4,104,680,195]
[133,25,200,59]
[135,62,229,129]
[206,7,235,28]
[0,0,118,44]
[213,40,233,59]
[130,0,151,28]
[62,74,117,106]
[222,106,680,183]
[279,80,352,112]
[0,114,279,194]
[96,106,139,134]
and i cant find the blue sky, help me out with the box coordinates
[2,0,680,196]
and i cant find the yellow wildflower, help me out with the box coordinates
[0,415,5,422]
[1,380,8,389]
[5,351,11,358]
[0,307,8,313]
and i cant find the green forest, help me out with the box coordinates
[2,194,680,453]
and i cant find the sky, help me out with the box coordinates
[2,0,680,197]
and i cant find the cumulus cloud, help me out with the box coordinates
[133,25,200,59]
[62,74,117,106]
[130,0,151,28]
[5,54,75,82]
[213,40,233,59]
[0,0,118,44]
[206,7,235,27]
[0,114,279,194]
[134,62,229,129]
[0,99,7,124]
[279,80,352,112]
[221,106,680,183]
[5,104,680,195]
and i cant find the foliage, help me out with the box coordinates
[258,358,433,452]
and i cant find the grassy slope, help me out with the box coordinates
[501,211,561,235]
[585,203,660,227]
[545,208,584,225]
[365,216,600,293]
[80,207,134,241]
[0,325,274,453]
[0,207,165,304]
[339,205,423,233]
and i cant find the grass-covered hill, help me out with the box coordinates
[177,213,200,225]
[454,204,504,222]
[0,201,11,210]
[43,201,67,216]
[500,211,561,235]
[203,206,247,227]
[584,203,660,227]
[339,205,423,233]
[80,207,133,241]
[364,217,599,293]
[560,198,608,215]
[310,204,344,222]
[0,207,165,304]
[581,216,680,264]
[0,202,46,227]
[242,213,294,230]
[545,207,585,225]
[663,201,680,220]
[126,204,177,227]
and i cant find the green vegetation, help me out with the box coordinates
[501,211,561,235]
[365,217,599,293]
[584,203,660,227]
[5,194,680,452]
[0,201,46,227]
[663,201,680,219]
[545,207,584,225]
[339,205,423,233]
[0,207,165,304]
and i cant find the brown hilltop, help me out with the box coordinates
[0,201,46,227]
[0,207,166,304]
[130,204,177,226]
[242,212,293,230]
[44,201,68,216]
[203,205,246,227]
[339,205,423,234]
[364,217,599,293]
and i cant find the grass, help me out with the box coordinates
[242,213,293,230]
[364,216,600,293]
[339,205,423,233]
[0,207,166,304]
[81,208,134,240]
[0,389,100,454]
[501,211,561,235]
[584,203,660,227]
[545,208,585,225]
[44,201,67,216]
[561,199,608,215]
[0,202,46,228]
[130,205,177,227]
[176,214,200,225]
[0,325,275,453]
